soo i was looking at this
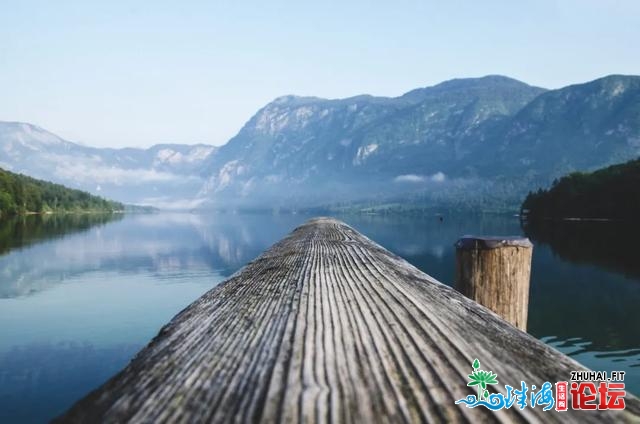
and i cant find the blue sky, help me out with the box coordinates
[1,0,638,148]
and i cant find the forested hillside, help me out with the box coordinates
[0,167,123,217]
[522,158,640,220]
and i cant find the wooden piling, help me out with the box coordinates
[455,236,532,331]
[56,218,638,423]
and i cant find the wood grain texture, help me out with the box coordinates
[455,237,532,330]
[56,218,640,423]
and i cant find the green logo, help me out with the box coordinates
[466,358,499,400]
[456,358,559,411]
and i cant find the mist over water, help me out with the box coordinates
[0,213,638,422]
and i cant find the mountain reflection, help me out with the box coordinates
[0,213,310,298]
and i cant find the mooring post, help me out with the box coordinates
[455,236,533,331]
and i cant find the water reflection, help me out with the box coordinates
[523,219,640,281]
[0,213,638,422]
[0,213,310,299]
[522,219,640,393]
[523,220,640,351]
[0,213,123,256]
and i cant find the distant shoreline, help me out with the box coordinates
[1,210,128,219]
[522,215,617,223]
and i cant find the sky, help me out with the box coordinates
[1,0,639,148]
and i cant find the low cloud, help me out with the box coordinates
[431,172,446,182]
[394,174,425,183]
[139,196,207,210]
[55,162,182,185]
[394,172,446,183]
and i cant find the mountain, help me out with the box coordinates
[200,75,547,209]
[479,75,640,176]
[3,74,639,212]
[0,122,217,208]
[199,74,640,211]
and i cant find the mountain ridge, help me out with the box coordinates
[2,74,639,211]
[0,121,217,208]
[197,75,556,209]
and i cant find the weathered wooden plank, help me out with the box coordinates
[56,217,640,423]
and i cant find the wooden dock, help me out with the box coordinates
[56,218,639,423]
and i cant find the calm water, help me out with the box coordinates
[0,213,638,422]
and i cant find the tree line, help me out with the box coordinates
[0,167,123,217]
[522,158,640,220]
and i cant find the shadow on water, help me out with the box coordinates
[523,219,640,282]
[0,213,123,256]
[522,219,640,353]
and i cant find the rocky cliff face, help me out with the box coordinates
[200,76,551,208]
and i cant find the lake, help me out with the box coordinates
[0,212,638,422]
